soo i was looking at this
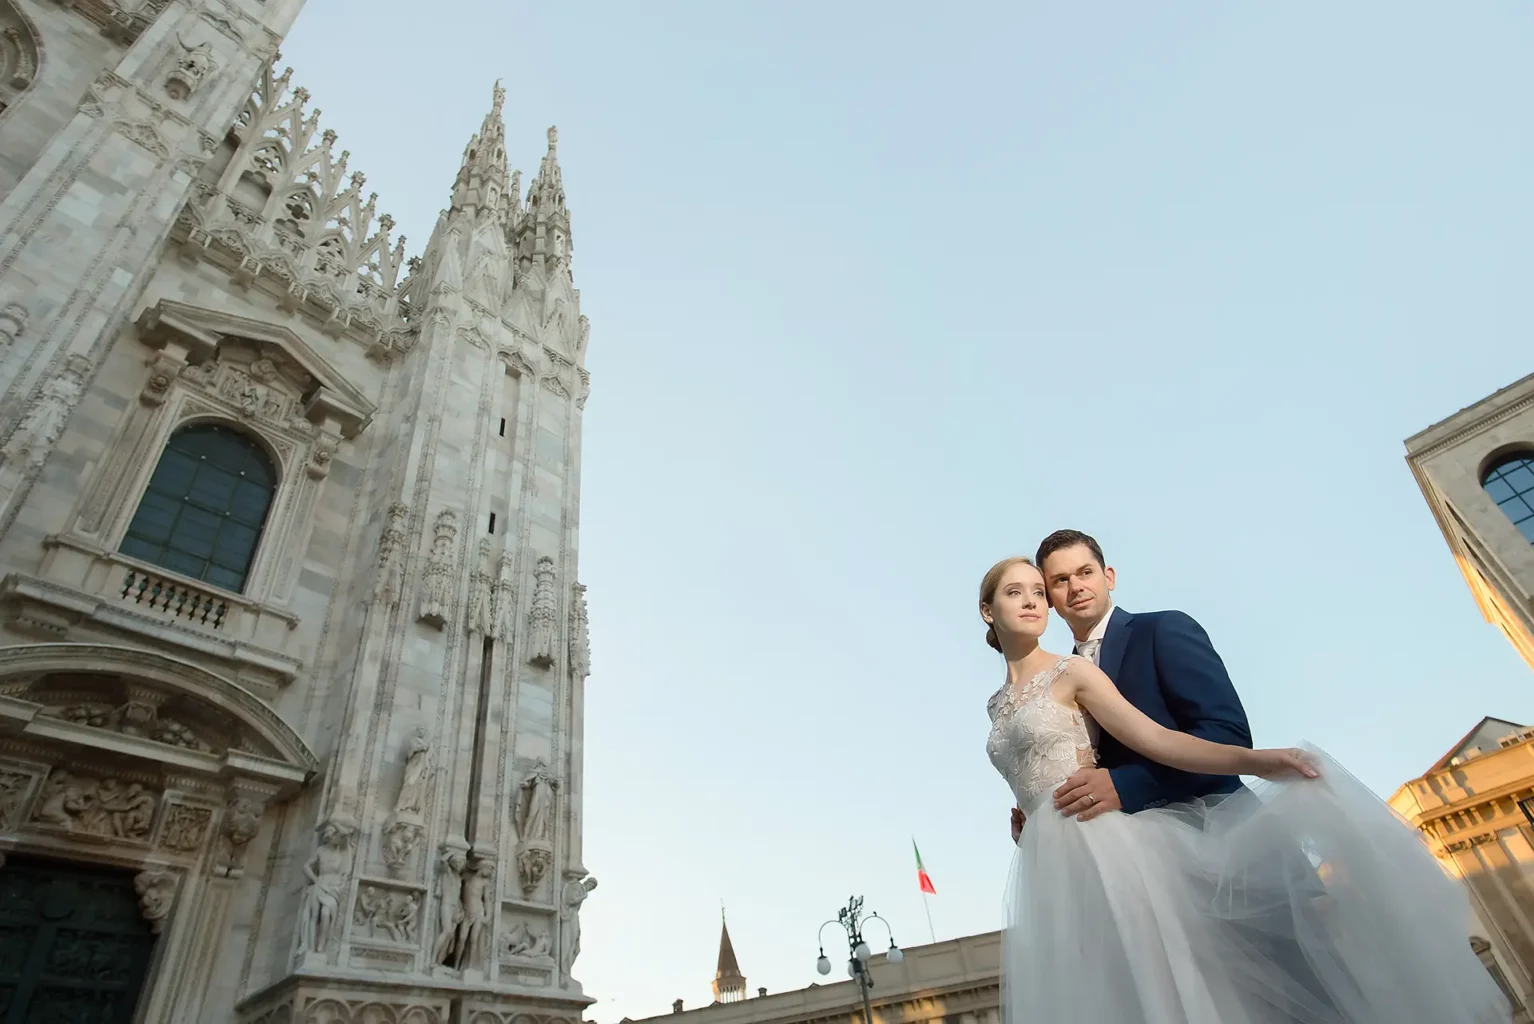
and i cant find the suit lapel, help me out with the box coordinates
[1098,608,1133,685]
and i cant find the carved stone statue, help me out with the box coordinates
[165,40,215,100]
[373,502,408,606]
[493,550,517,641]
[217,796,264,877]
[526,556,558,666]
[299,819,354,956]
[453,856,493,971]
[431,847,467,967]
[467,538,494,636]
[569,582,591,679]
[560,874,598,978]
[381,820,423,878]
[516,762,558,843]
[134,870,178,933]
[516,843,552,897]
[0,770,31,829]
[395,727,431,816]
[1,354,91,469]
[418,509,459,628]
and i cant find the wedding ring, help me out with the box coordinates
[1086,794,1096,805]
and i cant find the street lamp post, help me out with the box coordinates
[815,896,903,1024]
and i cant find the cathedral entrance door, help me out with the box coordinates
[0,856,157,1023]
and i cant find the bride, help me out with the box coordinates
[979,555,1509,1023]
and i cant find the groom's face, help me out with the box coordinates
[1041,544,1115,632]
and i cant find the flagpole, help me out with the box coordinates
[912,837,937,944]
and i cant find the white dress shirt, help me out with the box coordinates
[1073,604,1116,665]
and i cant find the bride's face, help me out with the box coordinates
[985,562,1049,642]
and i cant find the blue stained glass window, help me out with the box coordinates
[119,424,276,593]
[1482,455,1534,544]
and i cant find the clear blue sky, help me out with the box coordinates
[281,3,1532,1019]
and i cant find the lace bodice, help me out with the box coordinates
[986,655,1097,809]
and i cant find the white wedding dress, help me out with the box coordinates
[987,655,1510,1023]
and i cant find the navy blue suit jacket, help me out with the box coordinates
[1097,608,1252,813]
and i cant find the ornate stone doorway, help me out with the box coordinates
[0,854,156,1022]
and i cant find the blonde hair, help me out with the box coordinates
[978,556,1037,653]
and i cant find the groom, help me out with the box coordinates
[1011,529,1251,839]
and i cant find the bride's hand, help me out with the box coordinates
[1247,747,1320,780]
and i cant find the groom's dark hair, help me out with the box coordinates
[1035,529,1106,570]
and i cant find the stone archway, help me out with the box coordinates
[0,642,318,1022]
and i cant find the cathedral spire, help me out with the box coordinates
[450,80,511,218]
[712,907,747,1004]
[514,125,573,274]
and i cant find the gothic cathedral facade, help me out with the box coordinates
[0,1,597,1021]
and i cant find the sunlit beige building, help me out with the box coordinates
[1407,375,1534,668]
[621,931,1000,1024]
[1389,717,1534,1020]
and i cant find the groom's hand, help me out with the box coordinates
[1010,806,1024,844]
[1054,768,1121,822]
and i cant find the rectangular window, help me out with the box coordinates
[488,513,496,534]
[498,417,506,437]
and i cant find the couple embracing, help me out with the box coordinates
[981,529,1508,1023]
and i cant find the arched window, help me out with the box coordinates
[119,424,276,593]
[1482,455,1534,544]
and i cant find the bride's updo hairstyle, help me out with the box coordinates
[979,556,1037,653]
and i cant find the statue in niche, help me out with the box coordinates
[299,819,354,955]
[394,727,431,816]
[431,847,467,966]
[560,874,598,978]
[516,762,558,842]
[1,354,90,469]
[453,856,493,971]
[506,919,552,958]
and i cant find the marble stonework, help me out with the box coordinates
[0,4,596,1021]
[1406,373,1534,670]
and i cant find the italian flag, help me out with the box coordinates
[913,839,936,895]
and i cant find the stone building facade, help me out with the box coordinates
[1406,374,1534,669]
[1389,717,1534,1022]
[623,932,1000,1024]
[0,1,597,1021]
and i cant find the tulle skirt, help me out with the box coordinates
[1003,745,1511,1023]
